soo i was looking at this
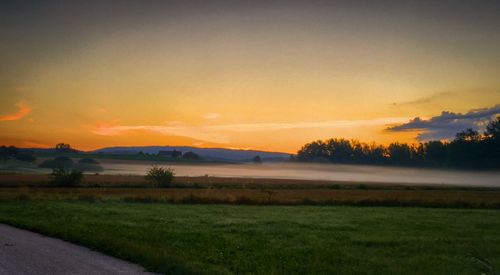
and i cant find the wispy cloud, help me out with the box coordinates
[0,101,32,121]
[394,91,454,106]
[393,90,500,107]
[387,105,500,141]
[92,117,410,144]
[212,117,410,132]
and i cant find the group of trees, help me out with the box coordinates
[0,146,36,162]
[55,143,78,153]
[296,116,500,169]
[39,156,103,172]
[1,143,77,163]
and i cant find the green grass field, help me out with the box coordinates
[0,201,499,274]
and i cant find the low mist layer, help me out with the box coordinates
[98,161,500,187]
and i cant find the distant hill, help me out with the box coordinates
[90,146,291,162]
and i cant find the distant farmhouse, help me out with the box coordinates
[158,150,182,158]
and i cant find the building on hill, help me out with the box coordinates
[158,150,182,158]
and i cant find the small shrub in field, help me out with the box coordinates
[51,168,83,187]
[146,166,175,187]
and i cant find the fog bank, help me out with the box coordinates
[98,161,500,187]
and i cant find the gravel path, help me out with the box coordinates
[0,223,152,274]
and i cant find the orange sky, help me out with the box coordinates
[1,1,499,153]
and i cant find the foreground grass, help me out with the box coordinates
[0,201,499,274]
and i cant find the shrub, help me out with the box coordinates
[252,155,262,164]
[39,156,74,169]
[78,158,99,164]
[146,166,175,187]
[74,158,103,172]
[14,153,37,162]
[0,146,18,160]
[51,167,83,187]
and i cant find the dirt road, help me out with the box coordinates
[0,223,151,274]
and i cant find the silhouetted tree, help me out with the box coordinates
[0,146,11,160]
[295,116,499,169]
[457,128,481,142]
[39,156,74,169]
[55,143,73,153]
[387,143,412,165]
[252,155,262,164]
[297,140,329,161]
[366,143,387,164]
[74,158,103,172]
[326,138,353,163]
[482,116,500,167]
[0,146,35,162]
[485,116,500,141]
[423,141,447,165]
[14,153,36,162]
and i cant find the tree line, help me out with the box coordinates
[0,146,36,162]
[296,116,500,169]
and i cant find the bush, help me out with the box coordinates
[0,146,18,160]
[146,166,175,187]
[51,168,83,187]
[74,158,103,172]
[39,156,74,169]
[14,153,37,162]
[78,158,99,164]
[0,146,36,162]
[252,155,262,164]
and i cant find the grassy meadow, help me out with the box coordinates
[0,201,499,274]
[1,174,500,208]
[1,173,500,274]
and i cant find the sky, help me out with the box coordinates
[1,0,499,153]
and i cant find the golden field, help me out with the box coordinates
[1,174,499,208]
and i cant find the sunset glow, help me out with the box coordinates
[1,0,499,152]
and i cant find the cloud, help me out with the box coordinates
[203,113,220,120]
[393,90,500,107]
[92,117,410,144]
[0,101,32,121]
[207,117,410,132]
[394,91,454,106]
[387,105,500,141]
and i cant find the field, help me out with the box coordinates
[0,201,499,274]
[1,174,500,274]
[1,174,500,208]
